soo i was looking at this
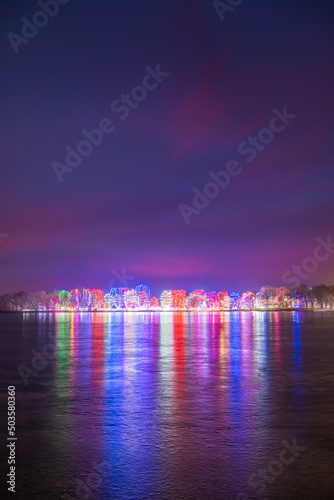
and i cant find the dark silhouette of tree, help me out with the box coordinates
[310,285,332,309]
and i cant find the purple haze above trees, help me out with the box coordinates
[1,1,334,294]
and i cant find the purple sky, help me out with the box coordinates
[1,0,334,296]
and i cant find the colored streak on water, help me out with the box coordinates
[1,311,334,499]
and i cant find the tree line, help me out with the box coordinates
[0,283,334,312]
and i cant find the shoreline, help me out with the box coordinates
[1,308,333,313]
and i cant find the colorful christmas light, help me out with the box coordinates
[18,282,323,312]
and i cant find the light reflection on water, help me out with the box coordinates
[3,311,334,499]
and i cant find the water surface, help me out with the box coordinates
[1,311,334,499]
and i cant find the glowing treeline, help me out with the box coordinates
[1,284,334,312]
[35,284,334,311]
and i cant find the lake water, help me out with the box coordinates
[1,311,334,499]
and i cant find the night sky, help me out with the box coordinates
[1,0,334,296]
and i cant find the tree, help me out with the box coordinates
[148,296,160,308]
[290,284,310,308]
[123,289,139,309]
[171,290,186,309]
[90,289,104,310]
[217,291,230,309]
[160,290,173,309]
[328,286,334,308]
[274,287,291,308]
[192,290,208,309]
[239,291,256,309]
[186,294,202,310]
[309,285,332,309]
[45,289,60,310]
[207,291,220,310]
[137,290,149,308]
[70,289,82,309]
